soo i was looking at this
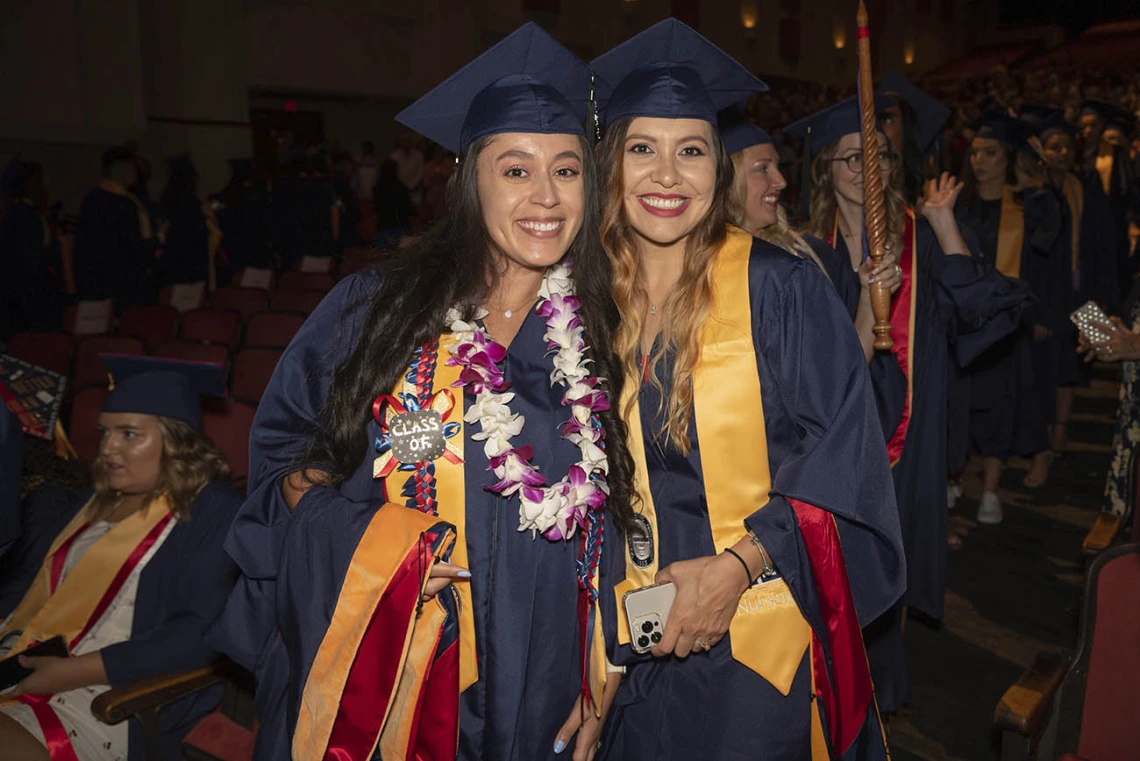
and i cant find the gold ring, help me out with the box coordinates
[693,639,710,652]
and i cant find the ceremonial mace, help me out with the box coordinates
[857,0,894,350]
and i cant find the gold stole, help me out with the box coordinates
[293,335,477,758]
[1096,145,1114,196]
[1062,174,1084,275]
[994,187,1025,278]
[611,227,812,696]
[0,496,172,657]
[98,179,153,240]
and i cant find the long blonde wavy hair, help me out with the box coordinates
[89,416,231,522]
[805,138,907,254]
[598,116,735,453]
[727,150,815,257]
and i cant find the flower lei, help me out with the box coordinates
[444,263,610,546]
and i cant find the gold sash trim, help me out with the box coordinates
[994,187,1025,278]
[0,496,172,655]
[99,179,153,241]
[614,227,811,695]
[1062,174,1083,275]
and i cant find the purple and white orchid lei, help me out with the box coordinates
[444,262,610,541]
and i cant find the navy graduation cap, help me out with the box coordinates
[395,22,593,156]
[101,355,227,430]
[718,104,772,155]
[972,109,1032,148]
[1080,100,1137,136]
[784,94,893,148]
[591,18,767,128]
[1019,106,1077,139]
[228,158,254,181]
[876,72,951,152]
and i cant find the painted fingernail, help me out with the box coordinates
[554,739,566,754]
[457,570,472,578]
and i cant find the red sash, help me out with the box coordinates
[829,211,918,464]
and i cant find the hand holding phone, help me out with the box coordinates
[622,582,676,655]
[0,636,69,693]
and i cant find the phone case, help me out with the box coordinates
[622,582,676,655]
[1070,300,1114,345]
[0,635,69,692]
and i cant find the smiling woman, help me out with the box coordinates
[589,19,904,761]
[208,22,637,761]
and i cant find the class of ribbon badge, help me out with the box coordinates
[372,389,463,479]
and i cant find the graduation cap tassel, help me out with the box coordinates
[798,126,812,223]
[856,0,894,351]
[587,71,601,147]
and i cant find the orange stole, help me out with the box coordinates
[0,496,173,660]
[994,187,1025,279]
[1062,174,1084,275]
[827,212,918,465]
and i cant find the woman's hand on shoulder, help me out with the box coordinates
[651,554,749,658]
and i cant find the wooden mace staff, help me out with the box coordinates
[857,0,893,351]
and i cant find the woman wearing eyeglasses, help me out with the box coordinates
[789,97,1033,714]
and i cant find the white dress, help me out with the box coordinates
[1,518,175,761]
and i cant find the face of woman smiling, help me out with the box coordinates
[475,132,585,271]
[738,143,786,232]
[622,117,718,248]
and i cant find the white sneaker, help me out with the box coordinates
[976,491,1003,524]
[947,483,963,510]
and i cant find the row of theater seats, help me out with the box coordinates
[3,259,373,481]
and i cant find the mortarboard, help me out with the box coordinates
[395,22,593,156]
[591,18,767,128]
[1080,100,1137,134]
[100,355,227,430]
[1019,105,1077,139]
[971,109,1033,148]
[876,72,951,152]
[167,152,197,177]
[718,103,772,155]
[228,158,254,181]
[784,94,893,148]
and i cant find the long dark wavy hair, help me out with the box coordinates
[958,138,1019,210]
[308,134,636,530]
[884,96,926,207]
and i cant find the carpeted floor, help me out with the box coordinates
[890,366,1120,761]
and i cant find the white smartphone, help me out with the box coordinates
[622,581,676,655]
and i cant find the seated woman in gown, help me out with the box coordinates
[0,355,242,761]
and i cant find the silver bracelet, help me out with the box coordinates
[748,531,777,578]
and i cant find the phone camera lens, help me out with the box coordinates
[637,635,650,649]
[651,632,662,643]
[641,621,654,633]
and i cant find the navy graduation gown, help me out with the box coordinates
[216,186,274,272]
[956,192,1054,457]
[0,200,63,333]
[0,481,240,761]
[159,192,209,286]
[597,242,903,761]
[0,407,22,561]
[73,187,158,310]
[211,272,589,761]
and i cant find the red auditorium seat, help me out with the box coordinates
[202,400,256,482]
[179,308,242,348]
[209,287,270,321]
[119,305,179,349]
[73,336,144,389]
[152,341,230,370]
[244,312,305,349]
[6,332,74,376]
[996,543,1140,761]
[231,348,283,403]
[278,271,334,292]
[269,289,325,315]
[69,385,109,462]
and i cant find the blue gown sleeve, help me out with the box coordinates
[743,253,905,628]
[0,407,23,560]
[923,219,1035,368]
[101,482,242,686]
[210,271,379,670]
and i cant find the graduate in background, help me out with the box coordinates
[213,158,274,274]
[0,160,64,334]
[792,98,1032,713]
[1023,106,1120,455]
[590,22,902,760]
[876,72,951,209]
[159,154,211,288]
[208,23,636,761]
[1078,101,1140,298]
[0,356,241,761]
[73,149,162,312]
[955,112,1062,517]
